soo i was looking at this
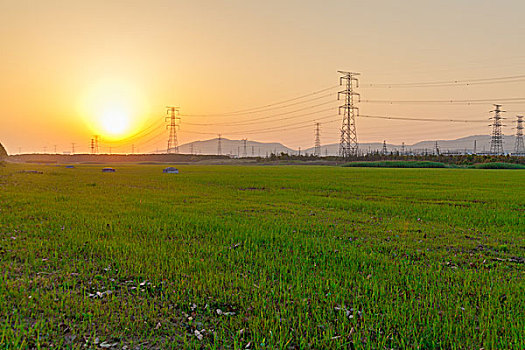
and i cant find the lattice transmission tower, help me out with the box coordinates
[242,138,247,158]
[381,140,388,155]
[514,116,525,155]
[166,107,180,153]
[314,122,321,156]
[90,136,99,154]
[338,71,360,157]
[489,104,505,155]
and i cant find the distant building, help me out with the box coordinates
[163,167,179,174]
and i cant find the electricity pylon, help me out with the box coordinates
[314,122,321,156]
[338,71,360,158]
[489,104,505,155]
[166,106,180,153]
[514,116,524,155]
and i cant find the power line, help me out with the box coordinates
[100,118,166,145]
[359,114,487,123]
[182,114,340,136]
[364,74,525,88]
[181,91,337,117]
[97,121,167,152]
[181,85,339,117]
[183,104,337,127]
[362,97,525,105]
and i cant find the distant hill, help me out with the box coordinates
[0,142,7,158]
[176,137,295,157]
[303,135,518,155]
[178,135,519,156]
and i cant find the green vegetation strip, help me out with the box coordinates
[343,160,525,169]
[343,161,448,168]
[469,162,525,169]
[0,164,523,349]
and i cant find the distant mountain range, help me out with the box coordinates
[176,135,520,156]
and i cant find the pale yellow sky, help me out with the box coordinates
[1,0,524,153]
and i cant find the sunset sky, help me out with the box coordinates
[1,0,525,154]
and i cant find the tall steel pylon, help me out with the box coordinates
[489,104,505,155]
[382,140,388,155]
[314,122,321,156]
[514,116,525,155]
[166,106,181,153]
[242,138,247,158]
[90,136,99,154]
[338,71,360,158]
[217,134,222,155]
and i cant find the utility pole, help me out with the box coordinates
[314,122,321,156]
[514,116,525,155]
[401,142,405,155]
[242,138,247,158]
[166,106,180,153]
[71,143,75,155]
[90,138,95,154]
[95,136,99,154]
[298,147,301,156]
[251,145,254,156]
[382,140,388,155]
[489,104,505,155]
[338,71,360,157]
[473,140,477,154]
[54,145,57,154]
[190,143,194,155]
[217,134,222,155]
[434,141,440,155]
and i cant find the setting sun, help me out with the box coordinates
[78,78,148,140]
[99,103,131,136]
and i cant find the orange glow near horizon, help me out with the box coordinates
[1,1,525,153]
[77,79,149,141]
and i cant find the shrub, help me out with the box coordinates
[473,162,525,170]
[342,161,448,168]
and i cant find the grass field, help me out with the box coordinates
[0,164,524,349]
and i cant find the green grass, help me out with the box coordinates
[471,162,525,169]
[343,161,448,168]
[0,164,523,349]
[343,160,525,169]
